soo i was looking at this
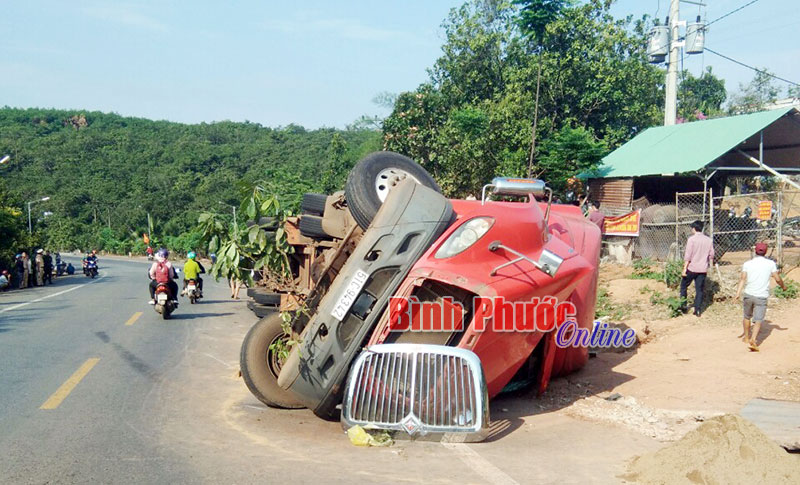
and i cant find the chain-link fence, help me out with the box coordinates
[712,191,780,267]
[624,188,800,267]
[633,191,709,261]
[778,190,800,268]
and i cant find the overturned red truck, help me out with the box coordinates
[240,152,600,440]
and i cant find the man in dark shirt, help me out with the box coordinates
[587,201,605,232]
[43,250,53,284]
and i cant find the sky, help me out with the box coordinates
[1,1,798,129]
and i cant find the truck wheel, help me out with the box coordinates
[345,151,441,229]
[251,291,281,306]
[298,215,330,239]
[240,314,305,409]
[301,193,328,216]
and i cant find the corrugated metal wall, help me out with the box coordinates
[589,178,633,216]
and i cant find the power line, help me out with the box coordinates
[705,0,763,30]
[704,47,800,87]
[649,0,765,56]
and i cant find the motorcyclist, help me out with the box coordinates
[86,250,99,276]
[146,246,154,260]
[148,248,179,306]
[181,251,205,298]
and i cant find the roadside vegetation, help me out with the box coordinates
[0,0,776,271]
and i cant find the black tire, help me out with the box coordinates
[257,216,279,230]
[253,305,278,318]
[190,295,196,304]
[345,151,441,229]
[298,215,330,239]
[251,291,281,306]
[162,309,170,320]
[301,193,328,216]
[240,314,305,409]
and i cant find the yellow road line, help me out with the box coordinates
[125,311,143,326]
[40,358,100,410]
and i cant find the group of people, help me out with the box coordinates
[146,248,205,305]
[678,220,785,351]
[586,199,784,353]
[0,250,68,292]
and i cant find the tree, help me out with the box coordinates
[383,0,661,198]
[728,69,782,114]
[514,0,573,176]
[678,67,726,121]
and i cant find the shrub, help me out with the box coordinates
[775,278,798,299]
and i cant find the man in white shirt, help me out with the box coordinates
[735,242,786,351]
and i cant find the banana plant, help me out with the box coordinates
[198,183,293,286]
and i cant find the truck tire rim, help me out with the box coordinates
[267,334,289,378]
[375,168,420,202]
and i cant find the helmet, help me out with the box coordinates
[156,248,169,260]
[187,251,196,260]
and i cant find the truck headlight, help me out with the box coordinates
[435,217,494,259]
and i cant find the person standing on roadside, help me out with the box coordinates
[680,220,715,316]
[21,252,30,288]
[587,201,605,231]
[34,249,45,286]
[43,250,53,285]
[735,242,786,351]
[14,254,25,289]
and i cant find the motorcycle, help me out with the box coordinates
[185,278,201,304]
[85,259,98,279]
[153,282,176,319]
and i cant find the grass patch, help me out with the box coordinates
[775,278,799,299]
[595,287,632,320]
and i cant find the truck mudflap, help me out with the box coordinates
[277,180,454,418]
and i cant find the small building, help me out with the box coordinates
[586,107,800,263]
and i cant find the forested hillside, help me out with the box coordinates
[0,108,380,258]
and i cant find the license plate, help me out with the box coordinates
[330,269,369,321]
[157,294,168,303]
[187,284,196,290]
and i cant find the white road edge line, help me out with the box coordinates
[0,274,105,314]
[441,442,520,485]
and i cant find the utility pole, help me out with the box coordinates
[664,0,680,126]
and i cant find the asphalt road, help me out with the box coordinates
[0,256,227,483]
[0,256,662,485]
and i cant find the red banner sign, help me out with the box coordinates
[603,210,641,236]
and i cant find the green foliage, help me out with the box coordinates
[649,291,687,318]
[514,0,573,45]
[595,287,631,320]
[663,260,683,289]
[383,0,662,198]
[199,185,293,286]
[630,259,682,289]
[0,107,381,254]
[678,67,727,120]
[775,278,799,299]
[536,125,607,192]
[631,258,660,280]
[728,69,782,114]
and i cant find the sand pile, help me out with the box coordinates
[623,414,800,484]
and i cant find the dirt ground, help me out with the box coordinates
[150,261,798,484]
[566,263,800,440]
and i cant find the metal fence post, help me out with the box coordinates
[675,192,679,257]
[777,190,783,266]
[709,187,714,243]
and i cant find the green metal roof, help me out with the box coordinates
[589,108,795,179]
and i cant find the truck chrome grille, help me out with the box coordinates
[342,344,490,441]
